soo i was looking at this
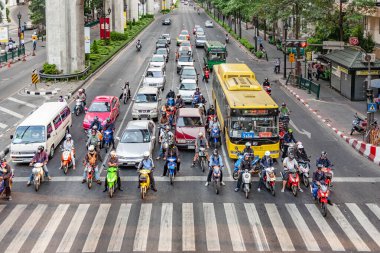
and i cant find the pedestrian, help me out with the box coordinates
[307,66,313,80]
[316,64,323,81]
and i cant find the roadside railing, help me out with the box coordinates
[0,47,26,65]
[39,65,91,82]
[297,76,320,100]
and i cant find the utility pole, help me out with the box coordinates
[283,22,288,79]
[339,0,344,41]
[365,54,374,143]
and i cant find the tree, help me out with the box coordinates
[0,0,4,23]
[29,0,46,26]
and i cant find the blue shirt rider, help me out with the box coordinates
[316,151,332,168]
[311,164,332,205]
[138,152,157,191]
[90,116,102,131]
[258,151,274,191]
[206,149,225,186]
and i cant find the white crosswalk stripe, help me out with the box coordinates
[0,202,379,252]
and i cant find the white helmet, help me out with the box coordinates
[143,151,150,158]
[265,151,271,156]
[198,132,204,137]
[298,144,304,149]
[88,145,95,152]
[110,150,117,157]
[66,134,72,140]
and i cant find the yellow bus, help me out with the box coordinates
[212,63,280,159]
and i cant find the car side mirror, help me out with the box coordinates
[10,135,13,139]
[47,133,51,139]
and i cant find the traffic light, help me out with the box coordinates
[299,41,308,48]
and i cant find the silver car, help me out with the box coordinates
[116,120,156,167]
[178,79,198,103]
[195,34,207,47]
[132,86,160,120]
[205,20,214,28]
[143,67,166,90]
[149,54,166,71]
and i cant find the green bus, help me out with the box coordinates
[203,41,227,70]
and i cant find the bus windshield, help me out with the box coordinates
[208,52,225,61]
[229,116,278,139]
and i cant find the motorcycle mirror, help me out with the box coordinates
[10,135,13,139]
[116,137,121,141]
[132,98,135,101]
[158,98,162,101]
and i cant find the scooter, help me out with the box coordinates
[233,152,260,180]
[225,37,229,44]
[139,168,151,199]
[210,126,220,148]
[242,169,252,199]
[74,99,83,116]
[167,157,177,185]
[212,166,221,194]
[0,168,14,198]
[198,147,207,172]
[262,167,276,196]
[60,147,74,175]
[321,166,334,188]
[85,163,95,189]
[103,129,114,153]
[264,86,272,95]
[32,162,45,192]
[350,113,367,135]
[282,168,300,196]
[204,69,210,83]
[314,182,330,217]
[136,43,142,52]
[121,86,130,104]
[107,166,118,198]
[298,159,310,187]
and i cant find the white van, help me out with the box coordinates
[10,102,72,163]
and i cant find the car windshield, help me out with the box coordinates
[182,68,196,76]
[180,31,189,35]
[156,49,167,55]
[179,35,187,40]
[162,34,170,38]
[178,56,193,62]
[121,129,150,143]
[181,42,190,47]
[196,28,204,32]
[146,70,163,78]
[180,82,197,90]
[88,102,110,112]
[197,35,206,40]
[157,39,167,44]
[151,56,164,62]
[12,125,45,144]
[135,94,157,103]
[177,116,203,127]
[229,116,278,138]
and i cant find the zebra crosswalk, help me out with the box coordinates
[0,202,379,252]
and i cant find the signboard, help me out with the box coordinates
[123,12,127,29]
[84,27,91,54]
[289,53,295,63]
[99,18,110,39]
[32,34,38,41]
[349,37,359,46]
[371,79,380,88]
[323,41,344,50]
[0,26,9,43]
[338,66,348,74]
[368,103,377,113]
[32,73,39,84]
[241,132,255,139]
[306,52,312,61]
[357,70,380,76]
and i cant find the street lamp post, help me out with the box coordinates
[283,22,289,79]
[138,3,140,19]
[17,12,21,49]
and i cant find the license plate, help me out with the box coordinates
[188,145,195,149]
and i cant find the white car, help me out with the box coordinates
[132,87,160,120]
[116,120,156,167]
[143,67,166,90]
[149,54,166,70]
[195,27,205,36]
[205,20,214,28]
[195,34,207,47]
[161,33,171,44]
[178,79,197,103]
[179,45,192,56]
[177,55,194,73]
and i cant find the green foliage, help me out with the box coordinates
[255,50,264,58]
[110,31,127,41]
[161,9,171,14]
[29,0,46,26]
[91,40,99,54]
[239,38,255,51]
[361,33,375,53]
[43,63,60,75]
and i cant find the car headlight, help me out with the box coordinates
[132,109,138,113]
[152,108,158,113]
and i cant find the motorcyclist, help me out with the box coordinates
[166,89,175,99]
[316,151,332,168]
[58,95,67,103]
[82,145,101,185]
[62,134,76,170]
[103,150,123,192]
[235,153,254,192]
[122,81,131,99]
[263,78,270,87]
[72,89,86,112]
[206,149,225,186]
[295,143,309,161]
[175,94,185,108]
[282,129,297,159]
[202,65,210,82]
[28,146,51,186]
[86,128,103,162]
[258,151,274,192]
[281,153,302,192]
[243,142,254,156]
[312,164,333,205]
[225,33,229,43]
[193,87,201,97]
[0,158,12,200]
[279,102,290,119]
[192,132,209,167]
[159,112,170,128]
[136,39,142,48]
[163,142,181,176]
[138,151,157,192]
[156,125,174,160]
[274,58,280,73]
[90,116,102,131]
[103,117,115,147]
[207,105,215,116]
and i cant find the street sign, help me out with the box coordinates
[306,51,312,61]
[323,41,344,50]
[349,37,359,46]
[368,103,377,113]
[32,73,39,84]
[289,53,295,63]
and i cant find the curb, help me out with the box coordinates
[277,79,380,166]
[25,89,59,96]
[0,146,10,159]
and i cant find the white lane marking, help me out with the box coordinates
[203,203,220,251]
[7,97,37,108]
[244,203,269,251]
[222,143,233,178]
[82,204,111,252]
[158,203,173,251]
[182,203,195,251]
[235,58,245,63]
[346,203,380,248]
[57,204,90,253]
[305,204,344,251]
[285,204,320,251]
[0,205,4,213]
[31,204,70,253]
[107,203,132,252]
[0,106,24,119]
[224,203,246,252]
[133,203,152,251]
[289,119,311,139]
[0,122,7,129]
[265,203,295,251]
[366,203,380,220]
[329,205,370,252]
[6,204,47,253]
[0,204,27,242]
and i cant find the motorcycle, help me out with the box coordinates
[121,86,130,104]
[136,43,142,52]
[32,162,45,192]
[204,69,210,83]
[225,37,229,44]
[315,182,330,217]
[242,169,253,199]
[167,157,177,185]
[74,99,83,116]
[262,167,276,196]
[198,146,207,172]
[138,168,151,199]
[212,166,222,194]
[298,159,310,187]
[350,113,367,135]
[282,168,300,196]
[210,126,220,148]
[321,166,334,188]
[0,168,14,198]
[103,129,114,153]
[107,166,118,198]
[264,86,272,95]
[233,152,260,180]
[60,147,74,175]
[85,163,95,189]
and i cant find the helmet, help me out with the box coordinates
[298,144,304,149]
[317,164,323,169]
[288,129,293,133]
[265,151,271,156]
[265,77,268,81]
[37,145,44,152]
[198,132,204,137]
[79,89,83,94]
[143,151,150,158]
[245,142,251,147]
[282,102,286,106]
[110,150,117,157]
[196,87,199,91]
[321,151,327,157]
[163,142,169,149]
[94,116,99,121]
[88,145,95,152]
[66,134,72,140]
[213,149,218,156]
[165,125,170,131]
[106,118,111,123]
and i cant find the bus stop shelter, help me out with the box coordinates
[322,48,380,101]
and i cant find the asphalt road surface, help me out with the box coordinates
[1,4,380,253]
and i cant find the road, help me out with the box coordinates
[0,4,380,253]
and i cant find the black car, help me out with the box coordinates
[156,39,168,49]
[162,18,171,25]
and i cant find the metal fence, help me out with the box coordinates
[297,76,320,100]
[0,47,26,65]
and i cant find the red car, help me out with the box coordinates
[83,96,120,130]
[175,108,206,149]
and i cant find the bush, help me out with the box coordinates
[91,40,99,54]
[110,31,127,41]
[239,38,254,51]
[161,9,171,14]
[43,63,60,74]
[255,51,263,58]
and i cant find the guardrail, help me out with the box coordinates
[39,65,91,82]
[297,76,320,100]
[85,20,99,27]
[0,47,26,64]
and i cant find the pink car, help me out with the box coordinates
[82,96,120,130]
